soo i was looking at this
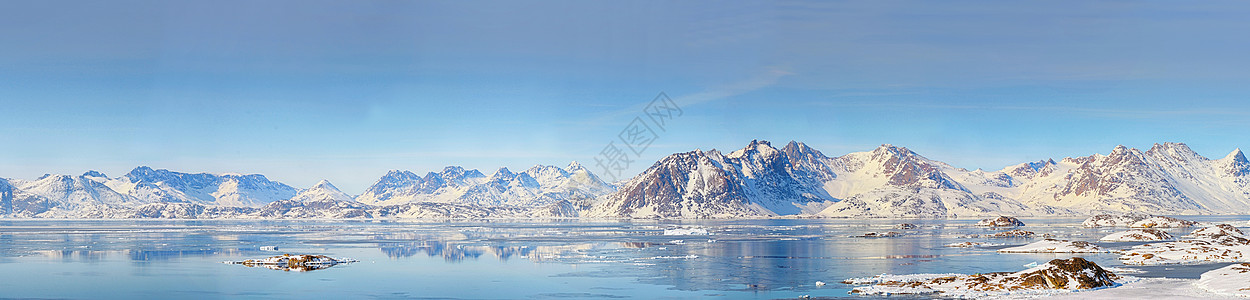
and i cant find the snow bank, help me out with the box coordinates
[1194,263,1250,297]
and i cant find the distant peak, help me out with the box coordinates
[311,179,337,190]
[493,167,515,178]
[81,170,107,178]
[441,166,465,172]
[1226,148,1248,163]
[1110,145,1133,156]
[381,170,419,181]
[1148,142,1196,155]
[872,144,909,155]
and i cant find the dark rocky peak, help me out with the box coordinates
[81,170,107,178]
[782,140,826,160]
[1104,145,1148,167]
[1147,142,1197,155]
[728,139,781,160]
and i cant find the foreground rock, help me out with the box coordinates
[1195,263,1250,297]
[225,254,358,272]
[1099,228,1174,242]
[976,216,1025,227]
[998,239,1108,253]
[1119,224,1250,265]
[848,258,1119,297]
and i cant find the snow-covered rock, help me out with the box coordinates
[226,254,357,272]
[1119,224,1250,265]
[987,229,1037,238]
[998,239,1108,253]
[1129,216,1199,228]
[1194,263,1250,297]
[895,223,918,229]
[1083,213,1152,227]
[944,241,1002,248]
[850,231,902,238]
[848,258,1119,296]
[1100,229,1174,242]
[976,216,1025,227]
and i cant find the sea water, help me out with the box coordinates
[1,217,1246,299]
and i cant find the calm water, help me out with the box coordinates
[1,217,1247,299]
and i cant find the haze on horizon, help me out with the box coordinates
[2,1,1249,194]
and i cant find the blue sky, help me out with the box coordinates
[3,1,1250,193]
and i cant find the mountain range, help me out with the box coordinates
[3,140,1248,219]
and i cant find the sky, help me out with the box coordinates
[3,0,1250,194]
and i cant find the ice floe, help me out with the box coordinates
[662,227,709,235]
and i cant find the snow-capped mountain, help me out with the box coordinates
[4,140,1250,219]
[587,140,837,218]
[592,140,1250,219]
[7,172,137,216]
[356,163,614,207]
[817,144,1056,218]
[958,142,1250,215]
[290,180,354,203]
[109,166,298,207]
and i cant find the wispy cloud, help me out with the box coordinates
[673,67,793,107]
[588,67,793,125]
